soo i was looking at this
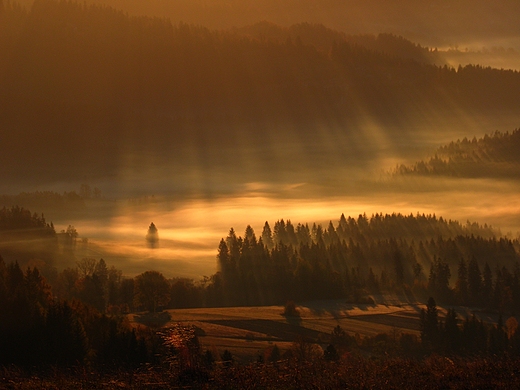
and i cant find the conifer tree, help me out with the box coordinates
[443,308,460,353]
[420,297,439,351]
[482,262,493,307]
[455,258,469,305]
[261,221,274,250]
[467,257,482,306]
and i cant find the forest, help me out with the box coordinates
[395,129,520,178]
[211,214,519,308]
[3,205,520,311]
[3,206,520,387]
[13,0,520,47]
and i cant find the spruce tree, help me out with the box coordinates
[420,297,439,351]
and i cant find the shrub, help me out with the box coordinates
[282,301,300,317]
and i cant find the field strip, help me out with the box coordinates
[345,313,420,332]
[200,319,330,342]
[173,320,268,339]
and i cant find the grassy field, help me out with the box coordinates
[129,298,500,363]
[129,299,424,362]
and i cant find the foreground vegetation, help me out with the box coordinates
[4,354,520,389]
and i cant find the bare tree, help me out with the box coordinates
[77,258,97,278]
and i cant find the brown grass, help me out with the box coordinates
[128,301,426,361]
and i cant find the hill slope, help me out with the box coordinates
[394,129,520,179]
[2,0,520,187]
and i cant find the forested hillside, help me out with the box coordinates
[394,129,520,178]
[2,0,520,183]
[2,206,519,313]
[0,257,155,368]
[234,22,441,64]
[0,191,85,213]
[0,206,57,264]
[15,0,520,47]
[208,213,519,308]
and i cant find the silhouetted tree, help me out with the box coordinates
[324,344,339,361]
[413,262,423,281]
[134,271,170,313]
[393,250,405,287]
[428,257,452,303]
[468,257,483,306]
[44,301,88,366]
[266,344,281,363]
[461,315,487,355]
[77,258,97,278]
[146,222,159,247]
[261,221,274,250]
[221,349,233,367]
[420,297,439,351]
[482,262,493,308]
[282,300,300,317]
[455,258,469,305]
[489,314,507,354]
[443,308,461,353]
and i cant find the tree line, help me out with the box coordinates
[39,213,520,313]
[5,248,520,380]
[2,0,518,122]
[0,186,107,220]
[43,0,520,45]
[207,214,519,308]
[0,257,158,368]
[0,206,59,270]
[317,297,520,360]
[49,213,520,314]
[395,128,520,178]
[233,22,440,64]
[2,206,519,313]
[416,297,520,357]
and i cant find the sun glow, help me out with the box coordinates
[60,174,520,280]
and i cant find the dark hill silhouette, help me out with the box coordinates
[234,22,440,64]
[24,0,520,48]
[2,0,520,186]
[0,206,58,269]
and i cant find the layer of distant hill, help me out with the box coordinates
[2,0,520,184]
[14,0,520,48]
[394,129,520,179]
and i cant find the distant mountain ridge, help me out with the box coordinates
[2,0,520,185]
[13,0,519,48]
[234,22,440,64]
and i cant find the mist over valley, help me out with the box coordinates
[2,0,520,279]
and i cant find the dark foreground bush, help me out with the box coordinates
[4,355,520,389]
